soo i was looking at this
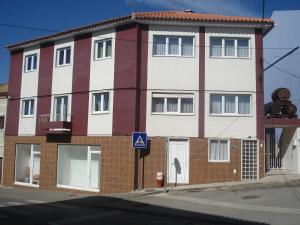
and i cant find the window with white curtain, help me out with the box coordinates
[210,94,251,115]
[153,36,194,56]
[210,37,250,58]
[92,92,109,113]
[152,93,194,114]
[209,139,229,162]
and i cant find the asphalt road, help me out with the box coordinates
[0,183,299,225]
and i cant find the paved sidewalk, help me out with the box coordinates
[137,170,300,195]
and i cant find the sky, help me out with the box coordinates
[1,0,300,84]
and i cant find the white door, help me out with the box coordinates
[54,96,68,121]
[87,146,100,190]
[168,140,189,184]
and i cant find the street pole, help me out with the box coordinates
[164,137,168,193]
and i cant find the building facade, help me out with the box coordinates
[3,11,273,193]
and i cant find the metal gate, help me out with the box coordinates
[241,140,258,180]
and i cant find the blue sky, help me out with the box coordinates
[1,0,300,83]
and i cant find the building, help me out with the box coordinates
[264,10,300,174]
[0,83,8,184]
[3,10,274,194]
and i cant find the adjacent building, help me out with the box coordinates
[0,83,8,184]
[264,10,300,174]
[3,10,275,193]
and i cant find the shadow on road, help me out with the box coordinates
[0,194,269,225]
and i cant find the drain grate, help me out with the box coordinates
[242,195,259,199]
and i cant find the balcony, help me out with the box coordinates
[39,114,72,134]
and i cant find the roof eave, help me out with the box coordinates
[6,16,134,52]
[137,18,273,31]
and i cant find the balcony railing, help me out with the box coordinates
[39,114,72,134]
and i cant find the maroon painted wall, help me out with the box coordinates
[255,29,264,140]
[35,42,54,135]
[199,27,205,138]
[5,50,23,136]
[71,33,92,135]
[138,25,148,132]
[113,24,140,135]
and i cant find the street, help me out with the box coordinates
[0,182,299,225]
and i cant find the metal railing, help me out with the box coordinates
[39,114,72,123]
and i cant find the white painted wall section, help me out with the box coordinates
[88,29,115,135]
[51,38,74,95]
[146,25,199,137]
[18,47,40,136]
[204,27,257,139]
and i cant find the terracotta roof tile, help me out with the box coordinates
[7,11,273,51]
[133,11,273,23]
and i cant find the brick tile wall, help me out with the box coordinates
[3,136,263,193]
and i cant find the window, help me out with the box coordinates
[15,144,40,186]
[94,39,112,60]
[92,92,109,113]
[210,94,251,115]
[0,115,5,129]
[153,36,194,56]
[210,37,250,58]
[57,145,100,191]
[53,96,69,121]
[152,93,194,114]
[209,139,229,162]
[24,54,37,72]
[22,99,34,117]
[56,47,71,66]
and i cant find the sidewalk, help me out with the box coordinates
[138,170,300,195]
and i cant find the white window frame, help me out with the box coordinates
[210,37,251,59]
[94,39,112,60]
[208,139,230,163]
[24,54,38,72]
[209,94,252,116]
[151,93,194,115]
[56,145,101,192]
[153,35,195,57]
[56,47,71,66]
[22,99,35,117]
[91,92,110,114]
[15,144,40,187]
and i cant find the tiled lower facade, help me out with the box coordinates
[3,136,264,194]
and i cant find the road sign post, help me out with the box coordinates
[132,132,147,191]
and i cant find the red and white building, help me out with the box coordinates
[3,11,275,193]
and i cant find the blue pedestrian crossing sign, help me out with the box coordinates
[132,132,147,149]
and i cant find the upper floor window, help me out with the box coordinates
[210,37,250,58]
[92,92,109,113]
[209,139,229,162]
[94,39,112,60]
[153,36,194,57]
[210,94,251,116]
[56,47,71,66]
[22,99,35,117]
[152,93,194,115]
[24,54,37,72]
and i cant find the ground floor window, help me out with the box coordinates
[57,145,100,191]
[208,139,230,162]
[15,144,40,186]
